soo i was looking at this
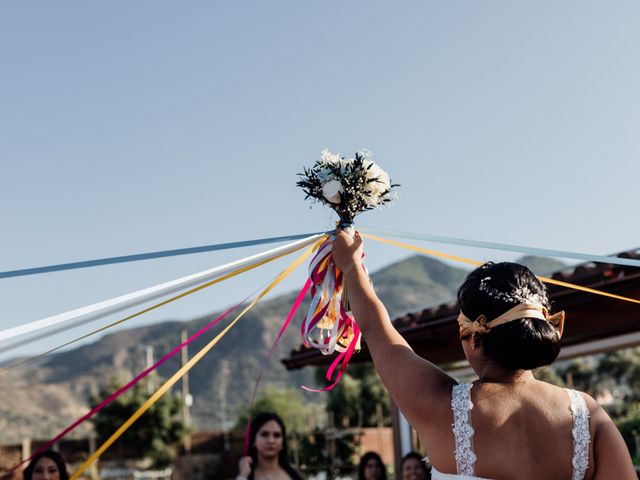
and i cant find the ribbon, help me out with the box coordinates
[0,233,324,345]
[363,233,640,305]
[0,231,327,279]
[241,236,327,454]
[70,243,316,479]
[299,235,367,391]
[4,297,249,477]
[360,226,640,269]
[1,237,315,368]
[243,277,313,455]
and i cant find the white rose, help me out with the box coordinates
[363,161,391,205]
[322,180,344,204]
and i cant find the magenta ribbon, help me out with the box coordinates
[6,299,246,476]
[243,278,312,455]
[300,237,365,391]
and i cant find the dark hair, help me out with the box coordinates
[247,412,302,480]
[457,262,561,370]
[357,451,387,480]
[401,451,428,479]
[23,450,69,480]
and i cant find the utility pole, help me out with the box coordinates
[146,345,154,394]
[181,329,192,454]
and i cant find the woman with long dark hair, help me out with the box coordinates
[23,450,69,480]
[400,452,429,480]
[237,412,303,480]
[331,228,635,480]
[357,451,387,480]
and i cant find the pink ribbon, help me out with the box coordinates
[6,299,246,477]
[300,237,365,391]
[243,279,312,455]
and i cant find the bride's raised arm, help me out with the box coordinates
[331,228,455,432]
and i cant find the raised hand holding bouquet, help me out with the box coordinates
[297,149,397,390]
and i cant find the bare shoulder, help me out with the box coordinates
[579,391,636,479]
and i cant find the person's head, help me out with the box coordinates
[457,262,564,372]
[400,452,428,480]
[23,450,69,480]
[358,451,387,480]
[247,412,301,480]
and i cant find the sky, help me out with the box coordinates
[1,1,639,362]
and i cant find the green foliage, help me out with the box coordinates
[235,386,324,434]
[324,364,391,428]
[298,427,360,479]
[295,364,391,478]
[90,375,186,467]
[555,348,640,417]
[600,348,640,402]
[615,403,640,462]
[556,356,603,395]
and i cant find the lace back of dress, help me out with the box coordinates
[451,383,477,475]
[565,388,590,480]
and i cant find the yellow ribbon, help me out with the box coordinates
[1,238,321,374]
[537,275,640,304]
[362,233,640,305]
[70,241,321,479]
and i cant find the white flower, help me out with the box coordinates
[359,148,373,159]
[321,149,353,174]
[321,148,343,164]
[363,160,391,205]
[322,179,344,204]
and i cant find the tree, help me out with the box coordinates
[90,376,186,467]
[234,386,322,433]
[322,364,390,429]
[615,403,640,463]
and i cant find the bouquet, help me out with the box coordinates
[297,149,397,390]
[297,149,397,226]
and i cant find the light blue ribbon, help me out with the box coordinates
[0,232,327,279]
[360,226,640,269]
[4,226,637,279]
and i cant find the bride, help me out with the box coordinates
[331,228,635,480]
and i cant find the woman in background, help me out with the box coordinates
[400,452,429,480]
[23,450,69,480]
[358,451,387,480]
[237,412,303,480]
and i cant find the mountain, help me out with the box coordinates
[517,255,567,275]
[0,254,560,443]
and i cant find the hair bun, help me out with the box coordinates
[482,318,561,370]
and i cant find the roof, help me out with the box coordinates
[282,249,640,370]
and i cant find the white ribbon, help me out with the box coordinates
[0,233,324,344]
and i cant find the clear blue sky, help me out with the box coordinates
[1,1,639,361]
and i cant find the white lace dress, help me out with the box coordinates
[430,383,591,480]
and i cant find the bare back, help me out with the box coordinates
[420,380,594,480]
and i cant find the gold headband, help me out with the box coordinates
[457,303,565,339]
